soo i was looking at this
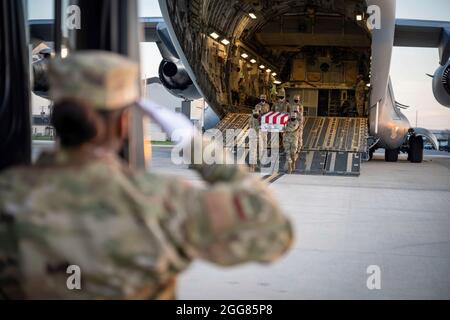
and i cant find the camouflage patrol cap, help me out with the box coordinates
[49,51,140,110]
[277,88,286,98]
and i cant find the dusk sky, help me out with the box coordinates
[29,0,450,129]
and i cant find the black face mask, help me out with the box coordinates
[253,114,260,119]
[294,100,299,103]
[290,118,297,121]
[260,100,265,103]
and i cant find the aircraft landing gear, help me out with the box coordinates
[367,137,379,161]
[408,135,424,163]
[369,148,375,161]
[385,148,399,162]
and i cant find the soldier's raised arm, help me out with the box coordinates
[131,100,293,266]
[139,159,293,267]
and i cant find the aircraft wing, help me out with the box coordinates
[141,17,165,42]
[29,19,53,43]
[394,19,450,65]
[30,17,177,59]
[30,17,165,43]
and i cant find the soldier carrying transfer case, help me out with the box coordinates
[272,88,290,113]
[255,94,270,115]
[283,112,300,174]
[249,94,270,171]
[272,88,290,153]
[0,51,293,300]
[289,95,305,154]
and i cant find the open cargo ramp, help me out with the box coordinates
[215,113,251,164]
[296,117,368,177]
[214,114,368,177]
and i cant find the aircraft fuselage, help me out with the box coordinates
[159,0,411,150]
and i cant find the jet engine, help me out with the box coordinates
[432,59,450,107]
[158,59,201,101]
[30,45,52,98]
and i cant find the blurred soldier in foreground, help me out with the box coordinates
[283,112,300,174]
[0,51,293,299]
[355,75,366,117]
[290,95,305,154]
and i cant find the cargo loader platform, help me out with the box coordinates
[214,114,369,177]
[296,117,368,176]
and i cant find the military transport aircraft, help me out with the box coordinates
[29,0,450,175]
[153,0,449,163]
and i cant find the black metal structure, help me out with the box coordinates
[73,0,144,168]
[0,0,145,171]
[74,0,140,58]
[0,0,31,171]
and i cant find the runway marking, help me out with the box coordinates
[262,173,285,184]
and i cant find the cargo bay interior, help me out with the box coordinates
[166,0,372,117]
[165,0,372,175]
[230,9,371,118]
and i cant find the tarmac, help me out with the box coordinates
[174,151,450,300]
[31,141,450,299]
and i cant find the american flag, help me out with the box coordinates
[261,111,290,125]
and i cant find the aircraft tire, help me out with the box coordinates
[409,136,424,163]
[385,148,399,162]
[369,148,375,161]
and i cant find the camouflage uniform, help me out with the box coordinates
[272,88,290,113]
[250,105,261,133]
[355,78,366,117]
[255,101,270,115]
[270,84,278,103]
[272,101,290,113]
[0,51,293,299]
[238,69,246,107]
[297,106,304,153]
[249,107,261,171]
[249,99,270,170]
[289,98,305,153]
[283,113,300,174]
